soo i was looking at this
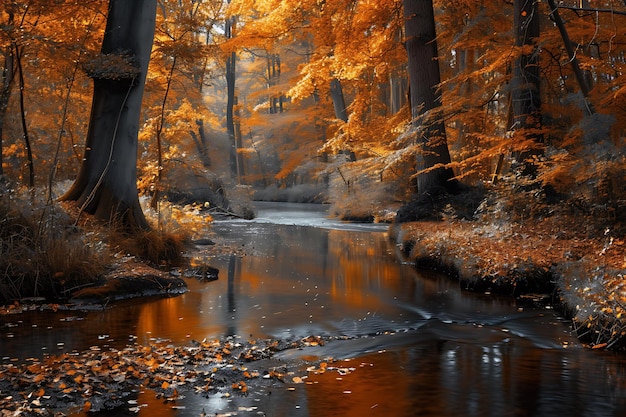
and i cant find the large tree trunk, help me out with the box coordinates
[404,0,455,195]
[510,0,542,175]
[61,0,157,231]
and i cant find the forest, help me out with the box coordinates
[0,1,625,345]
[1,0,626,414]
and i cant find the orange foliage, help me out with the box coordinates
[0,0,624,211]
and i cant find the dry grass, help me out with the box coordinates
[0,185,191,305]
[0,189,109,303]
[114,228,188,266]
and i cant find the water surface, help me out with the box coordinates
[2,202,626,416]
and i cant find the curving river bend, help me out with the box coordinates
[2,202,626,416]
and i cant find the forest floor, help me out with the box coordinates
[390,209,626,350]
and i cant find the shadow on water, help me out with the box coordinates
[2,202,626,416]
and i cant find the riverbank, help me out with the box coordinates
[389,213,626,349]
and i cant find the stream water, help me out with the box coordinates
[2,202,626,416]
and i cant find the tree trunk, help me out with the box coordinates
[330,78,348,122]
[14,45,34,187]
[389,67,407,114]
[61,0,157,231]
[404,0,455,195]
[0,46,14,178]
[234,94,244,183]
[190,119,211,168]
[546,0,594,115]
[225,11,237,179]
[511,0,542,175]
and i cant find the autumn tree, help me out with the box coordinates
[146,0,222,207]
[225,0,408,199]
[225,0,242,181]
[403,0,455,195]
[0,1,103,187]
[62,0,157,230]
[0,6,15,179]
[509,0,542,176]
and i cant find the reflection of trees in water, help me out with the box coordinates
[226,254,238,337]
[304,336,626,417]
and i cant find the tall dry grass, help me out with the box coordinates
[0,187,109,304]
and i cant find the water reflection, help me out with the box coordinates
[2,203,626,416]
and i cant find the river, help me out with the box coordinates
[2,202,626,416]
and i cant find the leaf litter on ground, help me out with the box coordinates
[0,333,358,415]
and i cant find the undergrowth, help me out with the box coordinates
[327,157,406,222]
[0,186,108,304]
[0,180,211,304]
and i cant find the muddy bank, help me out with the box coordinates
[67,258,188,305]
[389,217,626,349]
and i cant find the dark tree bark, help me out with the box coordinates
[190,119,211,168]
[330,78,348,122]
[234,94,244,182]
[0,4,17,179]
[404,0,455,195]
[0,44,15,179]
[61,0,157,231]
[510,0,542,176]
[225,9,238,179]
[267,53,282,114]
[14,45,34,187]
[546,0,594,115]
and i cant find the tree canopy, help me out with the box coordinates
[0,0,623,223]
